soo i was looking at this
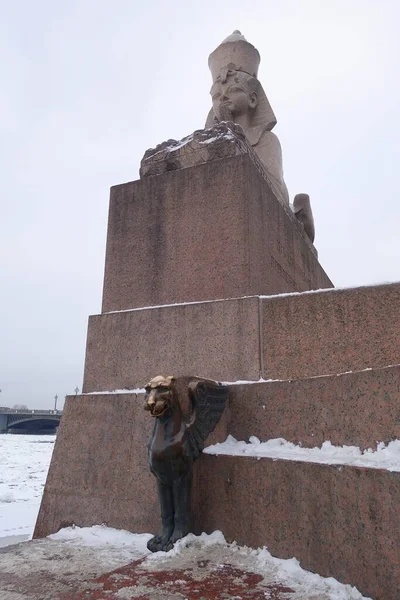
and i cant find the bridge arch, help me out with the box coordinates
[7,416,60,434]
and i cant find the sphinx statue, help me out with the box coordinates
[206,31,290,207]
[141,30,316,243]
[205,31,316,243]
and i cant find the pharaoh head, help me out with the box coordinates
[206,31,276,135]
[210,70,259,122]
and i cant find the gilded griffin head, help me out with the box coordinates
[143,375,177,418]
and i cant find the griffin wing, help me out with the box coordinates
[185,380,228,461]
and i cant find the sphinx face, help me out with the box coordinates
[211,74,256,120]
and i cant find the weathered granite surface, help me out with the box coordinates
[196,454,399,600]
[102,154,331,313]
[85,283,399,392]
[33,392,229,540]
[140,122,248,178]
[262,281,400,380]
[33,389,399,600]
[228,364,400,449]
[83,296,260,393]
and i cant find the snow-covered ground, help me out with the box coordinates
[46,526,371,599]
[0,434,55,541]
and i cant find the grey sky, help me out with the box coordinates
[1,0,399,409]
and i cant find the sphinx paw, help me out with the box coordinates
[169,527,189,545]
[147,535,160,552]
[159,539,174,552]
[147,533,175,553]
[147,535,164,552]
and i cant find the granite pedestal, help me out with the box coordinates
[83,282,400,392]
[101,153,332,313]
[34,135,400,600]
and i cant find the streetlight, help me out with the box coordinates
[54,394,58,411]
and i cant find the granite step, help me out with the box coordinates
[83,283,400,394]
[261,281,400,381]
[228,363,400,449]
[195,453,400,600]
[33,388,397,600]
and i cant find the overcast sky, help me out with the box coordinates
[1,0,399,409]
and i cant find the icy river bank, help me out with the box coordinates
[0,434,55,545]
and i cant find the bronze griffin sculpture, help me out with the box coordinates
[144,375,228,552]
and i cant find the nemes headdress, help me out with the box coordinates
[208,30,260,81]
[206,31,277,135]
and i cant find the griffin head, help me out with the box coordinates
[144,375,177,418]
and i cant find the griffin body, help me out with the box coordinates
[144,375,228,552]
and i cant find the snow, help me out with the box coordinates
[222,377,279,385]
[101,280,397,318]
[146,529,227,561]
[84,381,276,395]
[143,127,237,158]
[49,525,225,557]
[48,526,370,599]
[222,363,399,386]
[103,294,258,315]
[83,388,146,395]
[82,363,400,395]
[205,434,400,471]
[49,524,151,551]
[259,280,394,300]
[143,135,192,158]
[198,131,236,144]
[0,434,55,539]
[249,546,370,600]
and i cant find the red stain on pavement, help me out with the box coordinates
[58,556,295,599]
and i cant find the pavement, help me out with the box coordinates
[59,556,295,600]
[0,534,30,548]
[0,539,293,600]
[0,530,368,600]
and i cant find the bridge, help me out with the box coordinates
[0,407,62,434]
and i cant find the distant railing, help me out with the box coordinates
[0,408,62,415]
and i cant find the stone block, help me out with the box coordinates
[34,385,399,600]
[101,154,332,312]
[196,454,400,600]
[228,364,400,449]
[83,296,261,392]
[262,282,400,380]
[139,123,247,178]
[33,393,157,538]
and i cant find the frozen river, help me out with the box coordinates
[0,434,55,546]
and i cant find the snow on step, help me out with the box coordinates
[204,435,400,472]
